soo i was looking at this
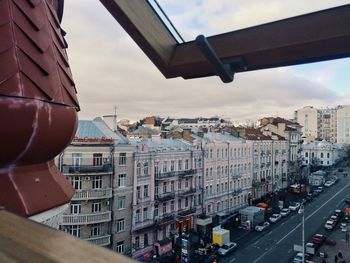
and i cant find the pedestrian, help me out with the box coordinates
[335,254,339,263]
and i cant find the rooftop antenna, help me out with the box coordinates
[113,105,117,132]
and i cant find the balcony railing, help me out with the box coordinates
[178,207,196,217]
[155,192,175,202]
[132,219,155,232]
[72,188,113,201]
[178,169,197,177]
[84,234,111,247]
[155,213,175,225]
[177,187,196,196]
[155,171,176,180]
[231,188,243,195]
[62,164,112,174]
[62,211,111,225]
[232,173,243,179]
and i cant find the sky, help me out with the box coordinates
[62,0,350,123]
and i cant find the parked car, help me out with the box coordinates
[324,220,336,230]
[255,221,270,232]
[306,193,313,201]
[330,215,339,224]
[312,191,319,197]
[324,181,333,187]
[280,208,291,217]
[217,242,238,256]
[312,234,326,245]
[292,252,311,263]
[289,202,301,211]
[331,176,339,183]
[335,209,344,219]
[340,222,347,232]
[315,186,324,193]
[269,213,282,223]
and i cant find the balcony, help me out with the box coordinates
[84,234,111,247]
[231,188,243,195]
[72,188,113,201]
[132,219,155,232]
[155,192,175,203]
[232,173,243,179]
[178,207,196,217]
[178,169,197,177]
[155,213,175,225]
[62,164,112,174]
[61,211,111,225]
[155,171,176,180]
[177,187,196,196]
[252,180,265,187]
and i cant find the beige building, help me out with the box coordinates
[295,106,318,140]
[58,118,134,256]
[337,105,350,144]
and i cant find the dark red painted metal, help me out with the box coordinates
[0,0,78,217]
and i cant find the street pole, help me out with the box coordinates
[299,205,305,263]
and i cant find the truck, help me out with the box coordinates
[240,206,265,229]
[256,203,272,215]
[212,226,230,247]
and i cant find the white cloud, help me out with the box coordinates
[63,1,349,122]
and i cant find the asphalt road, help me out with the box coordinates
[220,166,350,263]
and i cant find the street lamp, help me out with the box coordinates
[298,205,305,263]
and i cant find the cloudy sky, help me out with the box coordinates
[62,0,350,123]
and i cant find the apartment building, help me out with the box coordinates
[58,118,134,255]
[201,133,252,217]
[260,117,302,183]
[295,106,318,140]
[318,108,337,143]
[337,105,350,144]
[236,128,288,200]
[130,137,202,262]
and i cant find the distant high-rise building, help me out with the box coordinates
[295,106,318,140]
[337,105,350,144]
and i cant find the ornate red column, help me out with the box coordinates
[0,0,78,217]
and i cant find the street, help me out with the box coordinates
[219,166,350,263]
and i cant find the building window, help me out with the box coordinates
[163,182,167,193]
[118,174,126,187]
[144,162,149,175]
[144,233,149,247]
[163,161,167,173]
[171,200,175,211]
[118,196,126,209]
[155,162,159,176]
[71,176,82,190]
[185,159,189,170]
[163,203,167,214]
[327,153,330,158]
[207,204,211,213]
[305,152,308,157]
[91,224,101,237]
[92,176,102,189]
[154,205,158,217]
[170,160,175,171]
[178,180,182,190]
[320,153,324,158]
[185,178,189,188]
[178,160,182,170]
[92,202,101,213]
[117,219,125,232]
[144,185,149,197]
[135,236,140,249]
[171,181,175,192]
[137,186,141,199]
[93,153,103,166]
[119,153,127,165]
[72,153,82,166]
[143,207,148,220]
[69,225,80,237]
[178,199,181,210]
[185,197,188,207]
[116,241,124,253]
[70,203,81,214]
[136,163,141,176]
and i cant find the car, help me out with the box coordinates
[312,190,319,197]
[306,193,313,201]
[255,221,270,232]
[217,242,238,256]
[312,234,326,245]
[280,208,291,217]
[324,220,336,230]
[335,209,344,219]
[331,176,338,183]
[289,202,301,211]
[292,252,311,263]
[324,181,333,187]
[204,255,218,263]
[269,213,282,223]
[316,186,324,193]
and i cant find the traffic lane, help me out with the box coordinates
[256,181,350,263]
[219,179,350,263]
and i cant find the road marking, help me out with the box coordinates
[254,240,259,245]
[281,222,285,225]
[288,249,293,254]
[252,182,350,263]
[229,258,236,263]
